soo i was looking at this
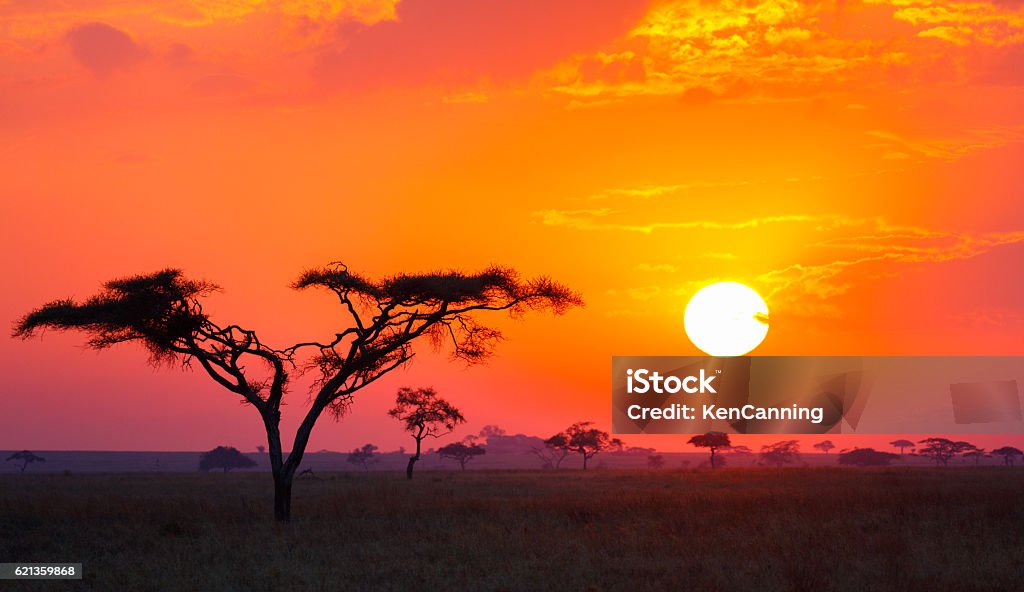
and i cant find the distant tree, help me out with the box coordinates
[553,422,622,470]
[727,445,753,466]
[813,440,835,455]
[688,432,731,469]
[478,425,506,439]
[6,450,45,473]
[759,440,801,467]
[626,446,657,456]
[992,446,1023,466]
[647,454,665,470]
[257,445,266,455]
[437,441,486,470]
[346,443,379,471]
[14,265,579,522]
[890,439,915,457]
[963,448,986,465]
[838,448,899,467]
[388,387,465,480]
[199,446,256,473]
[917,438,976,467]
[532,433,571,470]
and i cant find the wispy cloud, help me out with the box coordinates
[865,127,1024,161]
[755,228,1024,315]
[533,209,817,234]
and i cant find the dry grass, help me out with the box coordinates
[2,468,1023,591]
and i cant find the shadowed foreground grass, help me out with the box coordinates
[2,468,1023,591]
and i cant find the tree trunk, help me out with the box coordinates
[406,436,422,480]
[582,453,588,470]
[263,409,294,523]
[711,448,716,469]
[273,472,292,522]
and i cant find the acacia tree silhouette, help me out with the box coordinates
[6,450,45,473]
[437,441,486,470]
[389,387,465,479]
[13,264,581,521]
[890,439,915,457]
[549,422,621,470]
[813,440,835,455]
[346,444,379,471]
[688,432,731,469]
[199,446,256,473]
[917,438,976,467]
[992,446,1023,466]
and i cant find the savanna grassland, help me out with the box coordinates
[2,468,1023,591]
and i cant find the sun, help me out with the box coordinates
[684,282,769,357]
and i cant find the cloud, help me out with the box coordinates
[573,209,1024,321]
[634,263,679,273]
[626,286,662,300]
[951,306,1024,327]
[65,22,148,76]
[312,0,649,89]
[544,0,1024,102]
[755,226,1024,315]
[151,0,401,27]
[864,126,1024,160]
[533,209,817,234]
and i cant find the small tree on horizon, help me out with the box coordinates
[478,425,506,439]
[688,432,731,469]
[759,440,801,467]
[437,441,486,470]
[532,433,571,470]
[199,446,256,473]
[992,446,1023,466]
[917,438,976,467]
[549,422,621,470]
[813,440,835,455]
[346,443,379,471]
[647,454,665,470]
[963,448,986,465]
[14,265,580,522]
[6,450,45,473]
[388,387,465,479]
[838,448,898,467]
[890,439,915,457]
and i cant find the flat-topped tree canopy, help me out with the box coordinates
[13,269,218,364]
[292,263,581,313]
[292,263,583,378]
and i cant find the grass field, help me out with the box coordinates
[2,468,1023,591]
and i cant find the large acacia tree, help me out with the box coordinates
[13,264,581,521]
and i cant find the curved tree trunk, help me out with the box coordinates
[406,435,423,480]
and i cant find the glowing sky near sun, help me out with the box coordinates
[2,0,1023,452]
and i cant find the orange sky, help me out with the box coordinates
[2,0,1023,453]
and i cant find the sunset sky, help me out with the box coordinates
[2,0,1023,453]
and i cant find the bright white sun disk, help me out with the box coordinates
[684,282,769,356]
